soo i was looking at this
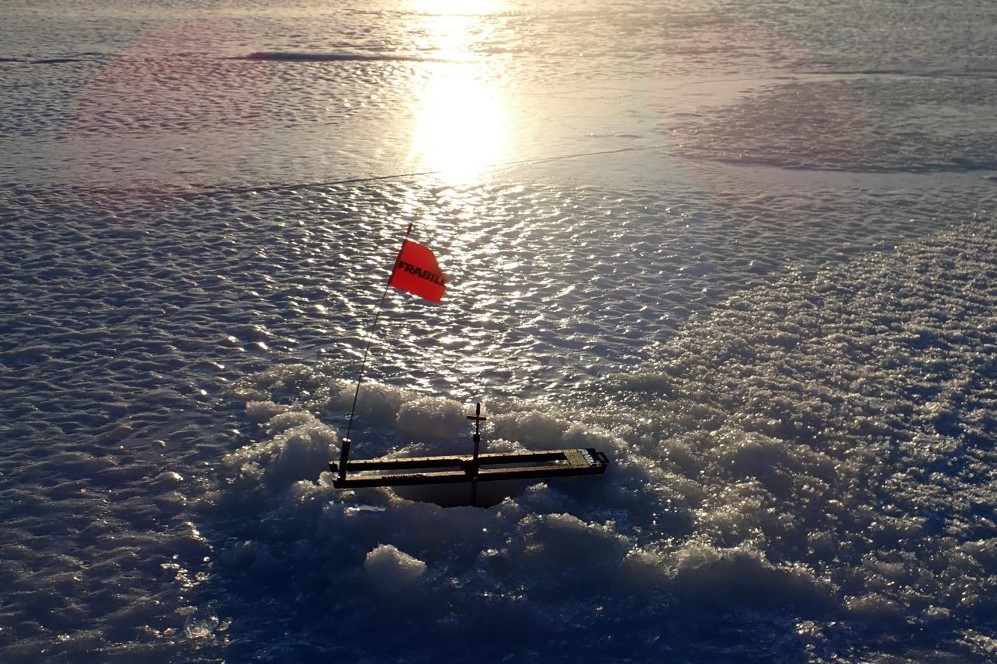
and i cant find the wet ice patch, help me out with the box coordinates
[671,78,997,172]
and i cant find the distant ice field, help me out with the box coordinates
[1,0,995,662]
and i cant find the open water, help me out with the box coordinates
[1,0,995,661]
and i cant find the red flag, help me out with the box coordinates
[388,239,447,303]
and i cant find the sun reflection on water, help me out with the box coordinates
[406,0,509,185]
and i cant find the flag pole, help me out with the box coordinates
[338,222,413,482]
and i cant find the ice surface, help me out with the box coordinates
[1,0,995,662]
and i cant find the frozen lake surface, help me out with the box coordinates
[1,0,995,661]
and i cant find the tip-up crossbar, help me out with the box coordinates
[332,402,609,491]
[330,447,608,488]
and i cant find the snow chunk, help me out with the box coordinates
[396,396,465,442]
[223,410,338,489]
[363,544,428,594]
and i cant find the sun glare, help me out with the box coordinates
[407,1,507,185]
[409,69,505,185]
